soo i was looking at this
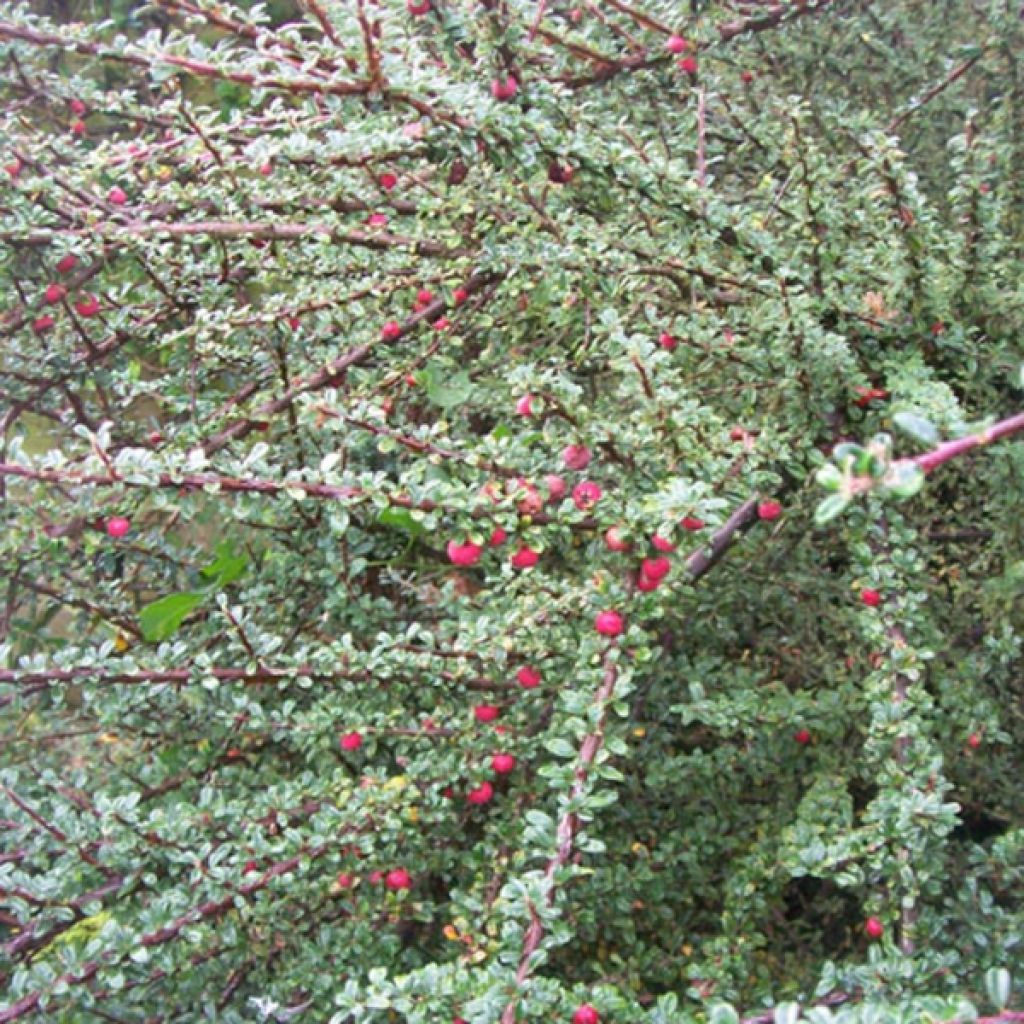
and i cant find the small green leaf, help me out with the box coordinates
[853,449,885,478]
[200,542,248,589]
[139,592,205,642]
[377,508,426,536]
[804,1009,834,1024]
[424,368,473,409]
[893,411,939,445]
[775,1002,802,1024]
[814,494,851,524]
[984,968,1011,1011]
[709,1004,739,1024]
[815,464,843,491]
[832,443,864,470]
[544,737,576,758]
[883,461,925,500]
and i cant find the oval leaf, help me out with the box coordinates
[893,411,939,445]
[140,592,205,643]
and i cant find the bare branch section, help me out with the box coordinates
[912,411,1024,474]
[716,0,842,43]
[887,53,985,133]
[0,222,462,259]
[0,20,368,97]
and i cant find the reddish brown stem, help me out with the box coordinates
[912,411,1024,474]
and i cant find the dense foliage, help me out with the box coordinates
[2,1,1023,1022]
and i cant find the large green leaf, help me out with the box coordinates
[139,592,206,643]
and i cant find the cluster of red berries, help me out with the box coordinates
[31,256,103,334]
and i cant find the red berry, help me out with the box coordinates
[367,212,389,227]
[636,573,660,592]
[381,320,402,341]
[32,315,55,334]
[967,732,982,749]
[244,859,259,874]
[491,753,516,774]
[681,516,705,531]
[572,481,602,510]
[794,728,812,745]
[491,75,518,101]
[259,161,273,176]
[69,98,87,116]
[515,393,534,417]
[44,283,66,305]
[5,157,22,179]
[74,296,100,317]
[378,171,398,191]
[55,253,78,274]
[741,70,755,84]
[474,704,500,723]
[678,56,698,75]
[432,317,450,331]
[595,610,624,637]
[511,546,540,569]
[641,556,671,583]
[415,288,434,307]
[573,1006,601,1024]
[659,331,677,351]
[368,870,384,884]
[335,872,356,889]
[604,527,631,552]
[384,868,412,891]
[757,500,782,521]
[489,527,508,547]
[548,161,574,184]
[562,444,592,471]
[730,426,747,441]
[407,0,431,13]
[545,474,567,503]
[516,480,543,515]
[108,185,127,205]
[864,916,884,940]
[339,731,363,752]
[148,431,163,445]
[860,588,881,607]
[665,35,687,54]
[467,781,493,805]
[452,287,469,306]
[651,534,676,553]
[517,666,541,689]
[106,517,131,538]
[447,540,483,567]
[70,120,86,137]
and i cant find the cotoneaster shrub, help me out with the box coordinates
[1,1,1023,1022]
